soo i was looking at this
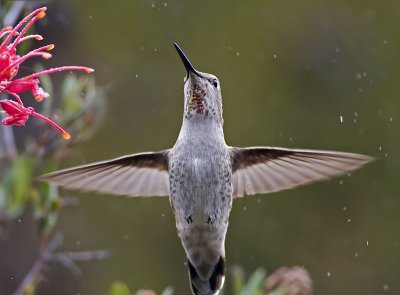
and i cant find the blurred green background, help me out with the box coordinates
[4,0,400,294]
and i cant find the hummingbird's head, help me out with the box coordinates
[174,43,223,125]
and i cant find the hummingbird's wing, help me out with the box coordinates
[229,147,374,197]
[38,151,170,197]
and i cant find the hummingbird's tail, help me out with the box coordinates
[188,256,225,295]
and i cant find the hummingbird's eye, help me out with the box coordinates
[212,79,218,88]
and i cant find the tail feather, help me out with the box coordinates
[188,256,225,295]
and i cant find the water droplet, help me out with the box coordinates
[273,53,277,59]
[343,206,347,211]
[339,180,344,185]
[161,213,165,217]
[18,219,21,223]
[354,252,359,257]
[389,117,393,122]
[236,52,240,56]
[164,2,168,6]
[243,206,247,211]
[151,3,155,8]
[339,115,343,123]
[347,218,351,223]
[383,284,389,291]
[135,74,139,78]
[327,272,331,277]
[354,112,358,117]
[366,240,369,246]
[378,146,382,151]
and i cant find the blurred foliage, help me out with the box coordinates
[109,281,173,295]
[109,266,312,295]
[0,2,108,294]
[109,282,131,295]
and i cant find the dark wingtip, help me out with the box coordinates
[188,257,225,295]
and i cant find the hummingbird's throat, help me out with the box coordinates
[187,84,205,113]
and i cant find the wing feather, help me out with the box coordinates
[38,151,170,197]
[230,147,374,197]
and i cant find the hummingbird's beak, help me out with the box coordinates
[173,43,202,78]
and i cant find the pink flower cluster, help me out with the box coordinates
[0,7,94,139]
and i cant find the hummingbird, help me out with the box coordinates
[40,43,373,295]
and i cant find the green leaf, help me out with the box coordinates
[240,268,266,295]
[109,281,131,295]
[7,155,34,217]
[232,266,245,295]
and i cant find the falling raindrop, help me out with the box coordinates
[236,52,240,56]
[339,115,344,123]
[383,285,389,291]
[327,272,331,277]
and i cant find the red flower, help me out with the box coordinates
[0,99,70,139]
[0,7,94,139]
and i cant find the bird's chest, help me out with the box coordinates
[169,151,232,226]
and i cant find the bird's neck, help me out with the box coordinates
[177,116,225,142]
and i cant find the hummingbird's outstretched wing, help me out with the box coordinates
[230,147,374,197]
[38,151,170,197]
